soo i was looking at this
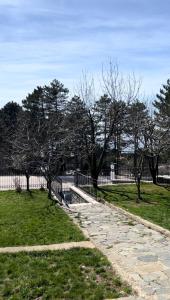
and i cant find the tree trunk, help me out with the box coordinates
[151,169,157,184]
[25,172,30,192]
[114,136,119,176]
[92,176,98,188]
[136,175,141,203]
[89,148,99,188]
[117,133,121,175]
[148,155,159,185]
[47,178,52,199]
[134,136,138,177]
[91,168,98,188]
[134,150,137,174]
[91,173,98,199]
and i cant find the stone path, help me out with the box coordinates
[66,197,170,300]
[0,241,95,253]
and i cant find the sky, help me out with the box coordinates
[0,0,170,106]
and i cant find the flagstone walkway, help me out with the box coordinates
[65,195,170,300]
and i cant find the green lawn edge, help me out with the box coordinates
[0,248,132,299]
[0,190,85,247]
[97,183,170,231]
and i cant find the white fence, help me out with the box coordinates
[0,175,46,190]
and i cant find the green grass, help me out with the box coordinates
[0,190,85,247]
[97,183,170,230]
[0,248,132,299]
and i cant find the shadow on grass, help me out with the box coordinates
[21,190,58,216]
[156,183,170,192]
[98,186,154,205]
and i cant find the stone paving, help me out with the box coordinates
[65,197,170,300]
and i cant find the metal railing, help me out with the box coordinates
[51,176,63,204]
[74,172,98,199]
[51,176,73,205]
[74,166,170,201]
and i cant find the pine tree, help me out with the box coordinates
[21,80,69,198]
[153,79,170,128]
[126,100,148,172]
[0,102,22,168]
[65,96,88,170]
[44,79,69,115]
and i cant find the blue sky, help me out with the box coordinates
[0,0,170,106]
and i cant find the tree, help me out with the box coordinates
[126,100,148,173]
[22,79,69,118]
[44,79,69,114]
[153,79,170,129]
[65,95,88,170]
[82,93,114,186]
[37,113,67,198]
[143,118,169,184]
[22,86,45,120]
[21,79,69,198]
[12,110,39,191]
[0,102,22,168]
[134,151,144,203]
[1,101,22,130]
[0,113,8,168]
[121,100,148,202]
[76,75,117,187]
[75,64,140,187]
[111,99,127,175]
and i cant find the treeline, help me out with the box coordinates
[0,66,169,199]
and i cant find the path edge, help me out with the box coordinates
[103,200,170,238]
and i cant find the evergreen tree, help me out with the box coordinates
[44,79,69,114]
[1,101,22,132]
[22,86,45,120]
[0,102,22,168]
[126,100,148,172]
[65,96,87,170]
[153,79,170,128]
[20,79,69,198]
[22,79,69,119]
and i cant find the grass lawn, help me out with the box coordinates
[97,183,170,230]
[0,190,85,247]
[0,248,132,299]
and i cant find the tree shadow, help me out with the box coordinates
[156,183,170,192]
[22,190,34,200]
[43,198,58,216]
[98,186,153,205]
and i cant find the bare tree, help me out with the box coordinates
[36,114,68,199]
[102,62,141,103]
[12,79,69,197]
[74,63,141,187]
[12,111,37,192]
[143,118,169,184]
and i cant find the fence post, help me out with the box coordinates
[110,164,115,181]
